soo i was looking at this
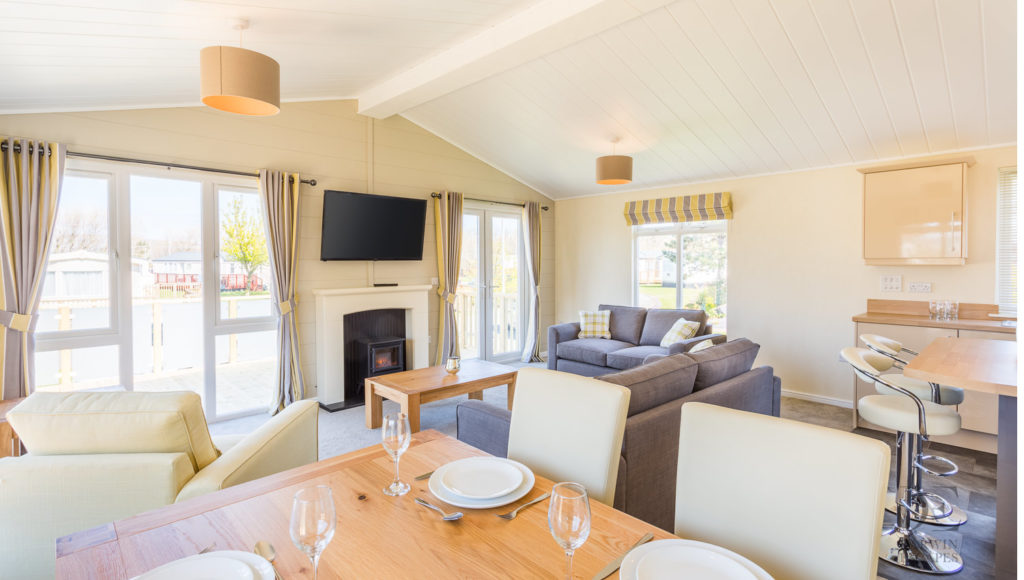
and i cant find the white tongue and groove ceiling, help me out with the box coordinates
[1,0,1016,199]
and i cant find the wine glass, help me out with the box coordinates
[548,482,591,580]
[290,485,336,580]
[381,412,412,496]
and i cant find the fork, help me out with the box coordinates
[198,543,217,554]
[496,492,550,520]
[414,497,463,521]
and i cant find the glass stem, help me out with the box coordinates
[565,549,574,580]
[393,456,401,485]
[312,551,321,580]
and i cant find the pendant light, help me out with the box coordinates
[596,139,633,185]
[200,19,280,116]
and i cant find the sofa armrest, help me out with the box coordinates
[667,333,727,355]
[772,376,782,417]
[176,400,319,503]
[0,452,194,578]
[456,400,511,457]
[547,322,581,369]
[681,366,778,415]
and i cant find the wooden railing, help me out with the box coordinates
[454,287,520,358]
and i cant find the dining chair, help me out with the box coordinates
[674,402,891,580]
[841,347,964,574]
[850,345,968,527]
[506,367,630,506]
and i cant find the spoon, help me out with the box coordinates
[254,540,284,580]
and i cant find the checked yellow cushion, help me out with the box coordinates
[660,318,701,347]
[579,310,612,339]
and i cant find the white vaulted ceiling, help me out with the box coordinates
[1,0,1016,198]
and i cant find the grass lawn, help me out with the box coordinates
[637,285,704,309]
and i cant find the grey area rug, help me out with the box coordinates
[210,384,511,460]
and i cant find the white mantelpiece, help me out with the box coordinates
[313,285,431,408]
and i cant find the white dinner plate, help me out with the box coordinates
[620,540,773,580]
[439,457,525,499]
[133,551,275,580]
[428,458,534,509]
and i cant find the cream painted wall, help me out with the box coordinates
[555,146,1016,404]
[1,100,555,398]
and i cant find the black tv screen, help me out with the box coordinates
[320,191,427,261]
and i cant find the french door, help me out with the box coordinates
[457,207,526,362]
[35,160,277,420]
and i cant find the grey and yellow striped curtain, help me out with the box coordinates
[623,192,732,225]
[0,138,65,401]
[259,169,305,413]
[520,201,542,362]
[434,191,463,365]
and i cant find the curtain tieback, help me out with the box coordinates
[278,298,296,316]
[437,288,457,304]
[0,311,36,333]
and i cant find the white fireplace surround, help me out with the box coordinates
[313,285,431,407]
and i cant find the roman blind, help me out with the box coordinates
[624,192,732,226]
[996,167,1017,315]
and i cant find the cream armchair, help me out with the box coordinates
[0,391,318,579]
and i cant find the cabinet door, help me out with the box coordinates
[953,330,1014,435]
[864,164,964,261]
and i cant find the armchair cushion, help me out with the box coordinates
[598,304,648,344]
[8,391,219,471]
[599,354,698,416]
[605,345,669,370]
[175,400,319,502]
[639,309,708,346]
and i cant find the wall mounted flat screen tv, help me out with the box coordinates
[320,190,427,261]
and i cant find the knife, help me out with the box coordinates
[414,470,435,481]
[591,532,655,580]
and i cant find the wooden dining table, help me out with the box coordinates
[55,430,677,579]
[904,337,1017,577]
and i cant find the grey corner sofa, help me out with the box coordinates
[457,338,781,532]
[548,304,727,377]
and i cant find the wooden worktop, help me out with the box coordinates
[905,338,1017,397]
[852,299,1016,334]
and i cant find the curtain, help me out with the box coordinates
[520,201,542,362]
[434,191,463,365]
[259,169,305,413]
[624,192,732,225]
[0,138,65,400]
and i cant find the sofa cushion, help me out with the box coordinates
[598,304,648,344]
[688,338,760,391]
[557,338,634,367]
[606,345,669,370]
[659,319,701,347]
[7,391,220,471]
[639,309,708,346]
[598,354,698,415]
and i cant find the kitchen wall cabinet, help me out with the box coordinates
[862,162,968,265]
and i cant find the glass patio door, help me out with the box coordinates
[457,207,525,362]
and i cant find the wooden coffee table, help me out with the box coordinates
[365,359,517,432]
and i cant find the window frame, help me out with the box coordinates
[631,220,729,311]
[36,159,276,421]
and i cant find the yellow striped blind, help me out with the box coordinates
[623,192,732,225]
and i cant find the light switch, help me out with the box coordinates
[880,275,902,292]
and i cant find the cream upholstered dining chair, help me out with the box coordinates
[506,367,630,506]
[674,403,891,580]
[0,391,318,579]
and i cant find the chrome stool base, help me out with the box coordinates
[886,492,968,526]
[880,528,963,574]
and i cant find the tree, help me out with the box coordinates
[51,211,106,253]
[221,198,268,294]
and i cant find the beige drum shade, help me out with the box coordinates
[596,154,632,185]
[200,46,280,116]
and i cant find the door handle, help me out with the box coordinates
[950,211,957,253]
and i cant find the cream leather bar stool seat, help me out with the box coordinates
[843,348,964,574]
[861,333,918,364]
[856,343,968,526]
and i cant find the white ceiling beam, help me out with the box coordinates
[356,0,674,119]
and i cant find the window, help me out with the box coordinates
[35,159,277,419]
[996,167,1017,315]
[633,221,728,333]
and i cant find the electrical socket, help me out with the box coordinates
[431,277,439,286]
[880,275,902,293]
[908,282,932,293]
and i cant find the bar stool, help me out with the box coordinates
[841,347,964,574]
[859,335,968,526]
